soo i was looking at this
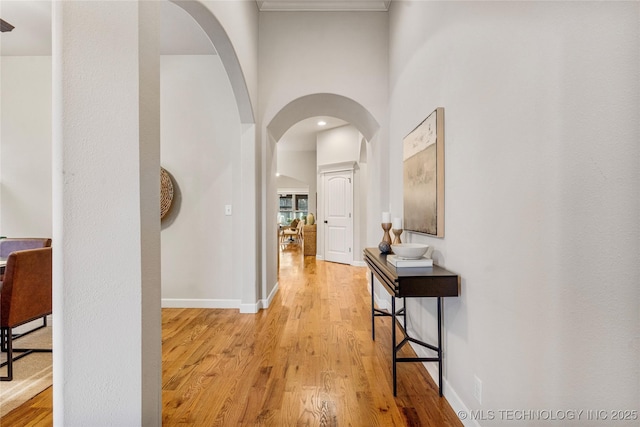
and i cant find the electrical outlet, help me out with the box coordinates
[225,205,232,216]
[473,375,482,404]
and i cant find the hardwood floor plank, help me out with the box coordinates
[1,245,462,426]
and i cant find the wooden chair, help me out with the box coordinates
[283,219,304,245]
[0,247,52,381]
[279,225,288,249]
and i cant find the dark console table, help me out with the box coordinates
[363,247,460,397]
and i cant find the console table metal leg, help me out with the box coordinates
[371,271,375,340]
[437,297,443,396]
[364,249,459,399]
[392,295,397,396]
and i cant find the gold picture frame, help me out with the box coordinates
[402,107,444,237]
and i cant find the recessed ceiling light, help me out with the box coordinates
[317,120,327,126]
[276,172,280,177]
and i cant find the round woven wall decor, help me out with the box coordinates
[160,167,174,219]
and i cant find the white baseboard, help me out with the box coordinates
[351,260,366,267]
[161,298,241,309]
[408,341,475,427]
[239,302,259,313]
[367,276,392,312]
[374,289,392,312]
[316,255,324,260]
[254,281,279,312]
[162,283,280,314]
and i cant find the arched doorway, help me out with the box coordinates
[264,93,380,292]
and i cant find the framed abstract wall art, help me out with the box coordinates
[403,107,444,237]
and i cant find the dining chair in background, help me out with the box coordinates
[0,247,53,381]
[0,238,52,259]
[283,219,304,245]
[0,238,52,341]
[0,237,52,280]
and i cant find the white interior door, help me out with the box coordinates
[323,171,353,264]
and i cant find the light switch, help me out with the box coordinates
[225,205,232,216]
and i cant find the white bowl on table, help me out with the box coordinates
[391,243,429,259]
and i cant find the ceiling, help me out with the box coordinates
[0,1,375,150]
[0,1,216,56]
[278,116,348,152]
[0,1,392,56]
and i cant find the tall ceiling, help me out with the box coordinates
[0,0,382,150]
[278,116,348,152]
[0,0,216,56]
[0,1,391,56]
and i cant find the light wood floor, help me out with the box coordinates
[1,244,462,426]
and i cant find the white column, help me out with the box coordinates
[239,124,258,312]
[52,1,161,425]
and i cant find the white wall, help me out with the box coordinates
[0,56,52,237]
[276,175,308,192]
[0,54,243,307]
[355,137,368,264]
[388,1,639,422]
[202,0,259,115]
[160,54,241,306]
[317,125,361,167]
[182,0,260,311]
[258,12,388,124]
[259,11,388,296]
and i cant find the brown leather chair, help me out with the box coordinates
[0,247,52,381]
[0,237,52,280]
[0,238,52,338]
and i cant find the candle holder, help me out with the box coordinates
[378,222,392,254]
[392,228,403,245]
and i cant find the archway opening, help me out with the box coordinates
[265,94,379,284]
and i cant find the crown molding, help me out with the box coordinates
[257,1,391,12]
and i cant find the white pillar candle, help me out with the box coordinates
[382,212,391,223]
[393,217,402,229]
